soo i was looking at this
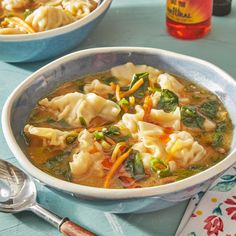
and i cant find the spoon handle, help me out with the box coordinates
[30,203,96,236]
[60,219,96,236]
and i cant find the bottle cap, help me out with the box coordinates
[213,0,232,16]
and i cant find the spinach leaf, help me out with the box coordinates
[181,105,205,129]
[212,122,227,147]
[102,76,118,85]
[103,126,120,136]
[44,151,71,169]
[125,151,145,180]
[200,100,219,119]
[113,135,131,142]
[157,89,179,113]
[172,167,204,180]
[54,165,71,181]
[129,72,149,98]
[47,118,71,128]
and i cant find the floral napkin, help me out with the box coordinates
[177,165,236,236]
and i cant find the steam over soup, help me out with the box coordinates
[24,62,233,189]
[0,0,98,34]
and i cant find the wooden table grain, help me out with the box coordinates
[0,0,236,235]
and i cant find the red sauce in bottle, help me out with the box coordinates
[166,0,213,40]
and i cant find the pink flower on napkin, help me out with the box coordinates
[224,196,236,221]
[204,215,224,235]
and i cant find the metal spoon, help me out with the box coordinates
[0,159,96,236]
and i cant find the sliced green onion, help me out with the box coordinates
[79,116,87,127]
[65,133,78,144]
[94,131,104,140]
[150,157,171,178]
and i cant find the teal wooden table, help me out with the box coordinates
[0,1,236,235]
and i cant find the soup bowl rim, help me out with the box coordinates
[2,46,236,200]
[0,0,112,42]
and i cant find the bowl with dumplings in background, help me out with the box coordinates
[0,0,112,62]
[2,47,236,213]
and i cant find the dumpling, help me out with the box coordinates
[0,27,26,34]
[62,0,96,19]
[133,122,166,171]
[111,62,161,86]
[0,17,35,34]
[2,0,30,11]
[149,107,181,130]
[158,73,184,95]
[39,92,120,127]
[25,6,75,32]
[150,91,161,107]
[35,0,62,6]
[24,124,71,148]
[138,121,163,138]
[121,105,144,135]
[83,79,114,98]
[165,131,206,168]
[69,129,104,178]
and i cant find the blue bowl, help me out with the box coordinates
[2,47,236,213]
[0,0,112,63]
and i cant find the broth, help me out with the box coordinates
[24,63,233,189]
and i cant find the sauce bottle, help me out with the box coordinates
[166,0,213,40]
[213,0,232,16]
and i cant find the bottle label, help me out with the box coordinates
[166,0,212,24]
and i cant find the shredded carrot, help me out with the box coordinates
[75,127,85,133]
[115,84,121,101]
[101,158,113,170]
[143,95,152,121]
[104,148,132,188]
[88,126,105,132]
[159,134,170,144]
[7,17,35,33]
[120,104,128,112]
[111,142,127,162]
[120,78,144,98]
[163,127,174,134]
[110,82,117,91]
[166,154,173,162]
[149,78,154,88]
[104,136,116,146]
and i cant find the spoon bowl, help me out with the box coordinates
[0,159,95,236]
[0,160,36,212]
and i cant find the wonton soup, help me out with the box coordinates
[0,0,98,34]
[23,62,233,189]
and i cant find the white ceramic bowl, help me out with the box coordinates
[0,0,112,62]
[2,47,236,213]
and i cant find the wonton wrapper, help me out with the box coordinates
[24,124,71,148]
[84,79,114,98]
[39,92,121,127]
[111,62,161,86]
[166,131,206,168]
[62,0,96,19]
[2,0,30,10]
[70,129,104,178]
[25,6,75,32]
